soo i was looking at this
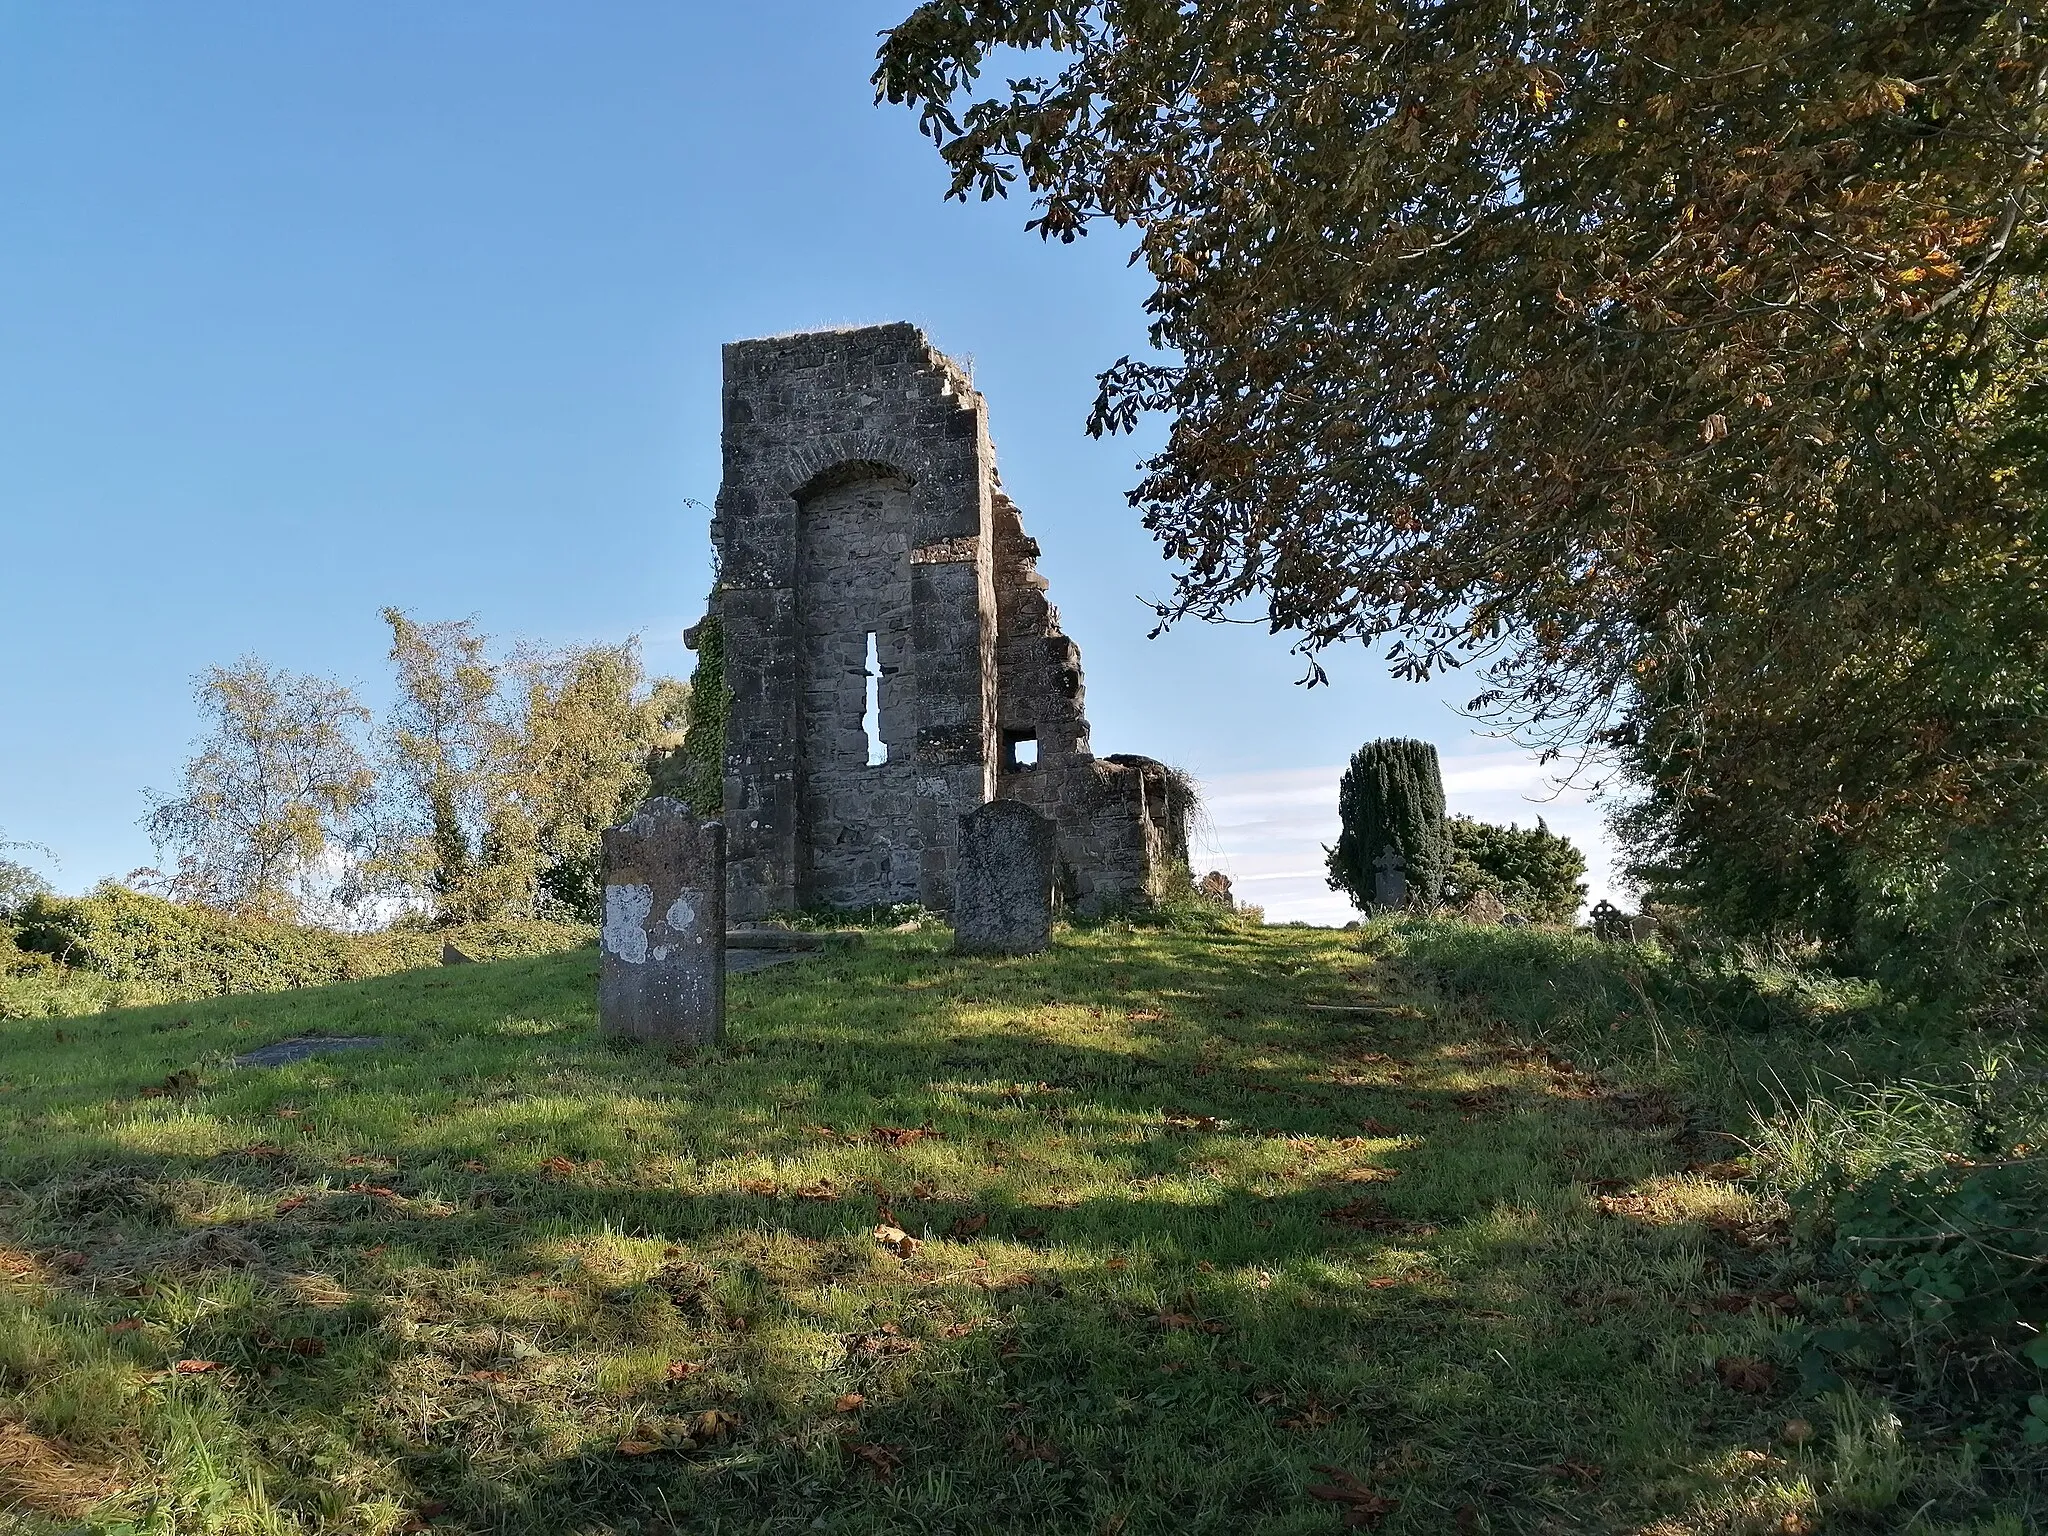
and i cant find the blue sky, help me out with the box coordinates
[0,2,1622,922]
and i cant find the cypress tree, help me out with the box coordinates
[1326,739,1449,910]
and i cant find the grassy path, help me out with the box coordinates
[0,925,1913,1533]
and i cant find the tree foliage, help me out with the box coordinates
[1327,738,1448,909]
[877,2,2048,988]
[372,610,686,925]
[140,659,374,921]
[1442,814,1587,923]
[517,645,688,920]
[377,609,511,923]
[0,830,53,921]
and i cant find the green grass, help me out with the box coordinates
[0,921,2037,1534]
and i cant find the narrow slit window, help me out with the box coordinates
[863,632,888,766]
[1004,729,1039,770]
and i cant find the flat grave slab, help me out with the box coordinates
[233,1036,391,1068]
[727,948,810,976]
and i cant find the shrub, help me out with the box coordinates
[1441,815,1588,922]
[1326,739,1448,909]
[9,884,590,1006]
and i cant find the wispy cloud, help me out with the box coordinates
[1190,746,1624,926]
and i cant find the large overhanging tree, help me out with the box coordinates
[876,2,2048,944]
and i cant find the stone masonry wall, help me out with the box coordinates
[707,322,1184,919]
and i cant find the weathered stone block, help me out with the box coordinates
[600,800,725,1043]
[954,800,1056,955]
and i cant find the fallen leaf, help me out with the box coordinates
[873,1224,922,1258]
[1105,1258,1128,1272]
[106,1319,145,1334]
[1004,1430,1059,1462]
[616,1437,663,1456]
[1547,1457,1602,1486]
[665,1361,702,1382]
[832,1393,865,1413]
[468,1370,508,1383]
[939,1321,978,1339]
[1307,1465,1399,1527]
[1154,1312,1229,1334]
[795,1180,839,1202]
[849,1442,902,1480]
[948,1212,989,1238]
[1279,1396,1338,1432]
[845,1325,916,1361]
[870,1124,944,1148]
[1715,1355,1777,1394]
[540,1156,577,1177]
[459,1159,486,1173]
[171,1359,223,1374]
[275,1196,309,1214]
[740,1179,779,1197]
[693,1409,741,1440]
[1164,1111,1222,1132]
[345,1183,399,1200]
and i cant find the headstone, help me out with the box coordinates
[1627,913,1660,943]
[1459,888,1508,925]
[1197,870,1235,908]
[599,799,725,1043]
[1588,899,1629,941]
[1371,846,1409,910]
[953,800,1056,955]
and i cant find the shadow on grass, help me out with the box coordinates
[0,929,1883,1535]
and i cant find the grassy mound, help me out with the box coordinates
[0,923,2038,1534]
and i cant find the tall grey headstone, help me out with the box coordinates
[953,800,1056,955]
[599,799,725,1043]
[1372,846,1409,910]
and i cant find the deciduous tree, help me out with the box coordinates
[373,610,688,924]
[141,660,374,920]
[878,2,2048,982]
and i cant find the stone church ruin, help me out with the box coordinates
[701,322,1189,921]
